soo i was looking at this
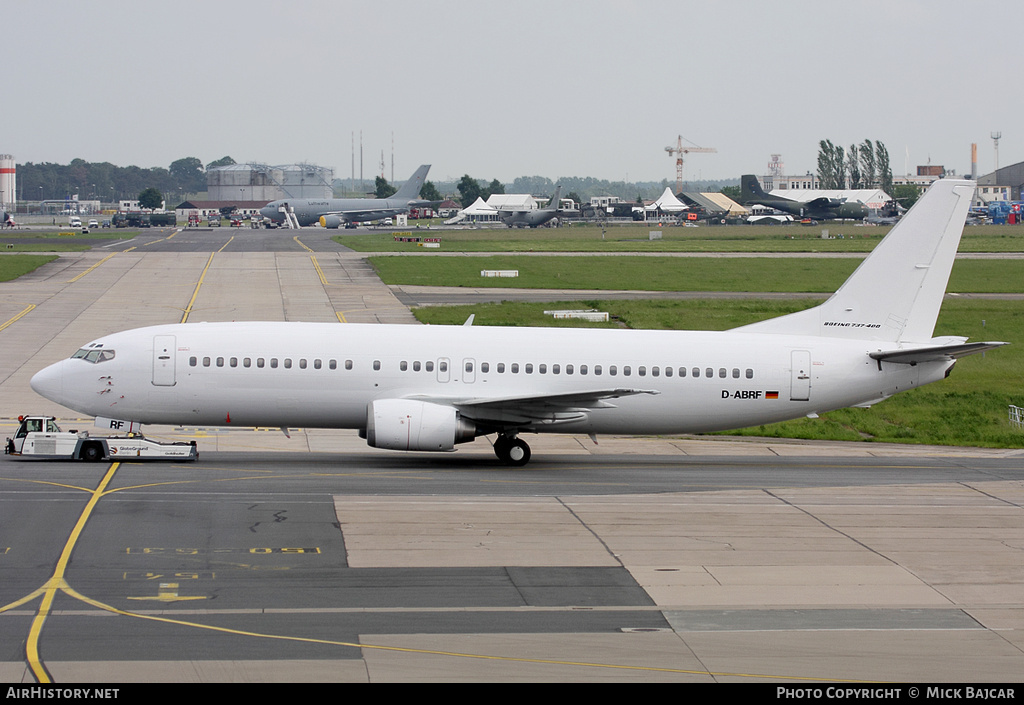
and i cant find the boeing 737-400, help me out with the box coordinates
[30,180,1003,465]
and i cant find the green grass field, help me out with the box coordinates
[0,229,138,252]
[370,255,1024,294]
[413,298,1024,448]
[340,223,1024,253]
[0,255,58,281]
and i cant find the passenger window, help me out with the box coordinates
[665,367,672,377]
[373,360,381,371]
[719,368,726,378]
[283,358,292,369]
[609,365,616,376]
[553,364,560,374]
[638,366,646,377]
[314,359,322,370]
[190,356,197,367]
[580,365,587,375]
[566,365,573,375]
[705,368,713,378]
[525,363,533,374]
[300,359,307,369]
[401,361,409,371]
[594,365,602,375]
[345,360,353,370]
[439,360,447,372]
[624,366,631,376]
[413,361,421,372]
[539,364,547,374]
[511,363,519,373]
[425,361,434,372]
[652,367,659,377]
[746,368,754,379]
[497,363,505,373]
[230,357,238,367]
[465,361,473,373]
[270,358,279,369]
[203,357,211,367]
[481,362,488,373]
[679,367,686,377]
[216,357,225,367]
[693,368,700,378]
[257,358,265,368]
[244,358,251,368]
[732,368,739,378]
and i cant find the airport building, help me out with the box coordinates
[207,163,334,201]
[977,161,1024,202]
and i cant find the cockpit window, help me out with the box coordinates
[71,348,116,364]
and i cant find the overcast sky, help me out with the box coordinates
[6,0,1014,185]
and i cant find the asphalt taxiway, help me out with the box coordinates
[1,228,1022,683]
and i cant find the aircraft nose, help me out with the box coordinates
[30,360,65,404]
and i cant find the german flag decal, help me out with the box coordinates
[765,391,780,399]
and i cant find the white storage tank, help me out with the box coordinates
[0,155,15,208]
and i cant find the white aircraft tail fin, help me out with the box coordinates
[734,179,975,343]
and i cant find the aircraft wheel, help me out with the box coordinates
[80,443,104,462]
[493,435,512,460]
[505,438,531,467]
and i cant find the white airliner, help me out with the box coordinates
[30,179,1004,465]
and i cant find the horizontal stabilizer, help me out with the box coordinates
[869,341,1008,365]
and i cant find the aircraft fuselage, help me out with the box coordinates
[30,322,945,436]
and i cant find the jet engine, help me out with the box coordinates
[319,215,344,229]
[365,399,476,452]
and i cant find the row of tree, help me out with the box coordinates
[16,156,236,203]
[817,139,894,194]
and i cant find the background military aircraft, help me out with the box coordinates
[260,165,432,228]
[499,186,563,228]
[739,174,868,220]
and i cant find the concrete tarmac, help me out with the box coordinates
[1,230,1023,683]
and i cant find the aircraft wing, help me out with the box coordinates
[869,341,1008,364]
[411,388,660,427]
[804,197,844,209]
[321,208,406,221]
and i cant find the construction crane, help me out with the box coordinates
[665,136,717,194]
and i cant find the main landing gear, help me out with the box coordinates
[493,434,531,466]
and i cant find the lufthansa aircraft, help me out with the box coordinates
[31,180,1003,465]
[259,165,432,228]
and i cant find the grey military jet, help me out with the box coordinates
[260,165,432,228]
[739,175,867,220]
[499,185,563,228]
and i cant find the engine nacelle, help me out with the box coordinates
[365,399,476,452]
[319,215,344,229]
